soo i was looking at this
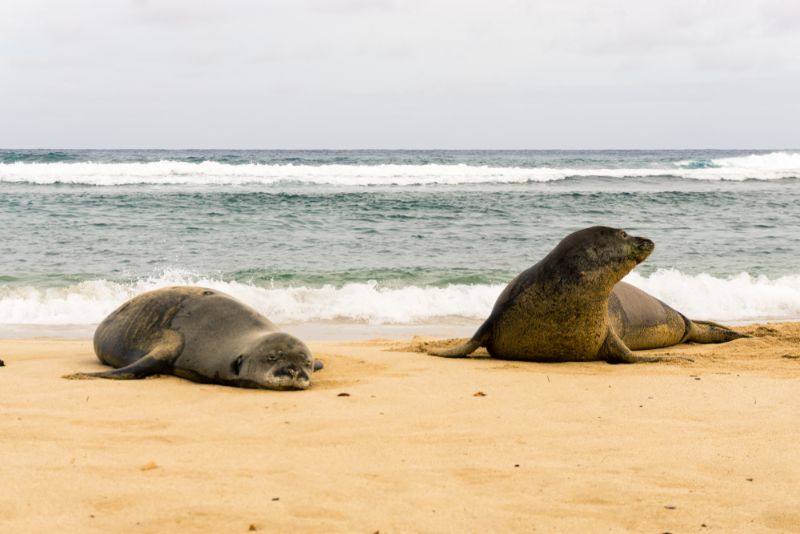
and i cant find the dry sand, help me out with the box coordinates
[1,323,799,533]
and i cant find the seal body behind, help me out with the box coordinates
[609,281,743,350]
[608,281,688,350]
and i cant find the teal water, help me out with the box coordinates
[1,149,799,326]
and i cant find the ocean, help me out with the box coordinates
[1,149,799,337]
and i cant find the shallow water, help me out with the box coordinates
[1,149,799,328]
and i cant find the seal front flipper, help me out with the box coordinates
[428,338,482,358]
[66,330,182,380]
[428,318,492,358]
[601,330,663,364]
[64,355,168,380]
[313,360,324,371]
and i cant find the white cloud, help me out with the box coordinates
[1,0,798,148]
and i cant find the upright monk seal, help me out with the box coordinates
[430,226,745,363]
[65,286,322,389]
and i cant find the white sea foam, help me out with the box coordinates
[0,152,798,186]
[623,270,800,323]
[710,151,800,171]
[1,268,799,327]
[0,270,503,326]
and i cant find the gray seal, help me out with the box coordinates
[65,286,322,389]
[430,226,745,363]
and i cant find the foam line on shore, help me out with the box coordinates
[1,268,799,326]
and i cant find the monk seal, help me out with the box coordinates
[65,286,322,389]
[430,226,745,363]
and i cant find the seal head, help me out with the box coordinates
[228,333,314,390]
[542,226,654,291]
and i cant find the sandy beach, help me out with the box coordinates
[5,0,800,531]
[1,323,799,533]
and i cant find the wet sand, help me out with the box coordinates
[1,323,799,532]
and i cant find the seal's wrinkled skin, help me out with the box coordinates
[65,287,321,389]
[430,226,745,363]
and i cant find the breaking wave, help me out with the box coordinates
[0,151,798,186]
[1,268,799,326]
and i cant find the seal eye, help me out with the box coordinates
[231,355,244,375]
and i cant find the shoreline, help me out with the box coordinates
[2,322,800,531]
[0,316,793,342]
[0,321,479,341]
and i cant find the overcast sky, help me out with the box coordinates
[1,0,799,149]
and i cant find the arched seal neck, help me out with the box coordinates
[537,226,654,296]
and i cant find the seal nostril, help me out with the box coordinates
[273,365,298,378]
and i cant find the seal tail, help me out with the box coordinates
[428,339,482,358]
[686,320,748,343]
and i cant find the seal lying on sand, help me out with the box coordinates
[430,226,744,363]
[65,287,322,389]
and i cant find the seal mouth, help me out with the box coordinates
[265,379,311,391]
[229,377,311,390]
[265,364,312,390]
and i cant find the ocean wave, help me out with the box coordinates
[0,270,502,326]
[1,152,799,186]
[623,270,800,323]
[675,151,800,174]
[1,268,799,326]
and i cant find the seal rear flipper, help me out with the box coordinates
[601,330,663,364]
[63,355,168,380]
[686,320,748,343]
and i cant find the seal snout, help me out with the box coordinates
[265,361,312,390]
[272,363,310,382]
[631,236,654,261]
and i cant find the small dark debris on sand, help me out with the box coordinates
[140,461,159,471]
[337,392,351,397]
